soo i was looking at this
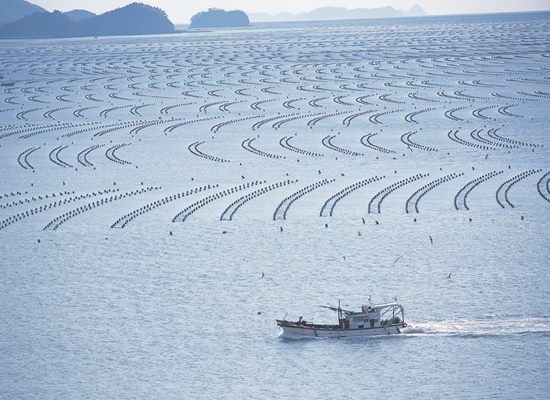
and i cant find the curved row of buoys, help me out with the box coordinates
[242,138,285,159]
[99,103,136,118]
[470,128,513,149]
[307,110,353,127]
[322,134,364,156]
[105,143,131,165]
[279,135,324,157]
[406,173,464,213]
[368,109,404,125]
[20,121,94,140]
[408,92,440,103]
[160,102,196,115]
[273,178,335,220]
[404,107,436,124]
[164,116,220,134]
[460,80,506,89]
[437,91,474,102]
[496,169,543,208]
[173,181,266,222]
[61,121,117,138]
[210,114,263,133]
[272,112,320,130]
[401,131,438,152]
[472,105,498,120]
[128,117,176,135]
[379,94,405,105]
[369,173,428,214]
[250,98,278,111]
[517,91,550,99]
[308,97,329,108]
[454,171,504,210]
[44,186,158,231]
[17,146,40,170]
[252,113,300,131]
[49,145,72,168]
[0,188,117,230]
[16,107,41,120]
[492,93,535,102]
[221,179,296,221]
[320,176,384,217]
[274,101,303,114]
[454,90,490,101]
[112,184,215,228]
[333,95,355,106]
[94,119,159,137]
[188,141,231,163]
[360,133,396,154]
[448,129,495,151]
[219,99,247,112]
[487,128,542,148]
[497,104,523,118]
[199,100,226,113]
[343,109,376,126]
[444,106,468,121]
[1,190,72,209]
[43,106,72,119]
[536,171,550,203]
[76,144,104,167]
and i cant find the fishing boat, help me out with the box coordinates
[277,300,406,338]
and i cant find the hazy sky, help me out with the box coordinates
[29,0,550,23]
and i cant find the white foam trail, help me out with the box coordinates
[404,316,550,337]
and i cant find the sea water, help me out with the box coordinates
[0,12,549,399]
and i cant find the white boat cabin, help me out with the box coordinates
[340,302,401,330]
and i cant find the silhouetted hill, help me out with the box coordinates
[79,3,174,36]
[64,9,96,22]
[406,5,426,17]
[0,10,78,39]
[0,2,175,39]
[0,0,46,25]
[190,8,249,28]
[249,5,425,22]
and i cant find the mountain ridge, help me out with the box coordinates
[249,5,425,23]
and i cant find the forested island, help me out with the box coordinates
[190,8,250,28]
[0,2,174,39]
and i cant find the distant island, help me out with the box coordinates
[0,2,175,39]
[190,8,250,28]
[249,5,425,23]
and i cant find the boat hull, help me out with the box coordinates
[277,321,406,338]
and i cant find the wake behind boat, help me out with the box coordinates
[277,300,406,338]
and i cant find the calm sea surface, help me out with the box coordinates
[1,12,549,399]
